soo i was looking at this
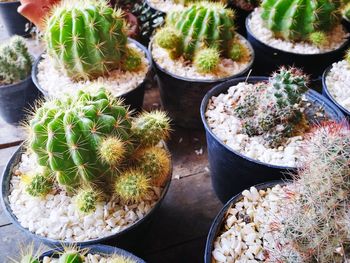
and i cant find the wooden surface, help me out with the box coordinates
[0,29,222,263]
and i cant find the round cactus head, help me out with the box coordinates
[194,48,220,73]
[75,188,98,213]
[59,250,83,263]
[99,137,127,167]
[25,172,53,197]
[155,27,183,59]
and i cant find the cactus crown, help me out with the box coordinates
[0,36,32,85]
[234,67,309,147]
[261,0,341,44]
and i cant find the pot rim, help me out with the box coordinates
[148,33,255,83]
[0,142,172,247]
[322,64,350,116]
[31,38,152,98]
[0,74,31,89]
[245,12,350,56]
[204,180,290,263]
[200,76,347,170]
[0,1,20,5]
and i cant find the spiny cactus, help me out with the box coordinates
[75,188,99,213]
[45,0,142,81]
[343,2,350,20]
[59,248,84,263]
[26,170,54,197]
[194,48,220,73]
[0,36,32,85]
[234,67,309,147]
[261,0,341,44]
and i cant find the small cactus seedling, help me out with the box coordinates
[8,243,43,263]
[75,188,99,214]
[25,172,54,197]
[0,36,32,85]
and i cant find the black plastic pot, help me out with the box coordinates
[39,244,146,263]
[32,38,151,112]
[246,14,350,78]
[204,180,287,263]
[200,77,346,203]
[0,143,172,249]
[150,35,255,129]
[342,16,350,34]
[322,65,350,118]
[0,75,40,124]
[0,1,29,37]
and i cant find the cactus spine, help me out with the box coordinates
[261,0,341,44]
[0,36,32,85]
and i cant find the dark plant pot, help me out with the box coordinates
[32,39,151,112]
[0,143,172,249]
[0,1,29,37]
[246,14,350,78]
[0,75,40,124]
[342,16,350,34]
[204,180,287,263]
[322,65,350,118]
[200,77,346,203]
[39,244,146,262]
[233,8,251,37]
[150,35,255,129]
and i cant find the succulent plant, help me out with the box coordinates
[343,2,350,20]
[234,67,309,147]
[26,170,54,197]
[0,36,32,85]
[59,250,84,263]
[261,0,341,44]
[27,88,171,212]
[44,0,142,81]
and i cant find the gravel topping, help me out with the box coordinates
[205,82,305,167]
[248,8,348,54]
[43,253,135,263]
[147,0,184,13]
[151,36,253,80]
[37,43,149,99]
[8,153,163,242]
[325,60,350,112]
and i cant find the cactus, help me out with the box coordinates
[26,171,54,197]
[344,2,350,20]
[75,188,98,213]
[261,0,341,44]
[59,250,83,263]
[193,48,220,73]
[45,0,142,81]
[0,36,32,85]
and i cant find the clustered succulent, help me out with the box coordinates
[45,0,143,81]
[154,2,249,73]
[261,0,341,46]
[234,67,309,147]
[24,88,171,213]
[0,36,32,85]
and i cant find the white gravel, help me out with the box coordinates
[205,82,305,167]
[147,0,184,13]
[325,60,350,112]
[8,153,163,242]
[37,43,149,99]
[151,36,253,80]
[248,8,348,54]
[43,253,136,263]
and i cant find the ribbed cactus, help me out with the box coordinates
[45,0,141,81]
[0,36,32,85]
[261,0,341,44]
[235,67,309,147]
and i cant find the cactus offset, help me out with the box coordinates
[75,188,98,213]
[59,249,83,263]
[0,36,32,85]
[261,0,341,43]
[194,48,220,73]
[26,171,54,197]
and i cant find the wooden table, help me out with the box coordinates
[0,30,222,263]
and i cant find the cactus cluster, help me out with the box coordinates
[0,36,32,85]
[154,2,249,73]
[261,0,341,46]
[25,88,171,213]
[44,0,142,81]
[234,67,309,147]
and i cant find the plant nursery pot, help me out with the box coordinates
[39,244,146,262]
[0,143,172,249]
[200,76,346,203]
[204,180,287,263]
[0,1,29,37]
[246,14,350,78]
[150,35,255,129]
[32,38,151,111]
[342,16,350,34]
[322,65,350,118]
[0,75,40,124]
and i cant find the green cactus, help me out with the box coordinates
[344,2,350,20]
[121,47,142,72]
[26,170,53,197]
[194,48,220,73]
[75,188,98,213]
[59,250,83,263]
[0,36,32,85]
[261,0,341,43]
[45,0,142,81]
[20,255,39,263]
[155,27,183,60]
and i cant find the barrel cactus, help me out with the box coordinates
[45,0,142,81]
[261,0,341,44]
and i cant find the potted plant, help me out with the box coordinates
[0,35,39,124]
[0,0,30,37]
[23,0,151,111]
[322,49,350,118]
[1,88,172,247]
[150,2,254,128]
[200,67,346,203]
[246,0,349,77]
[205,121,350,262]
